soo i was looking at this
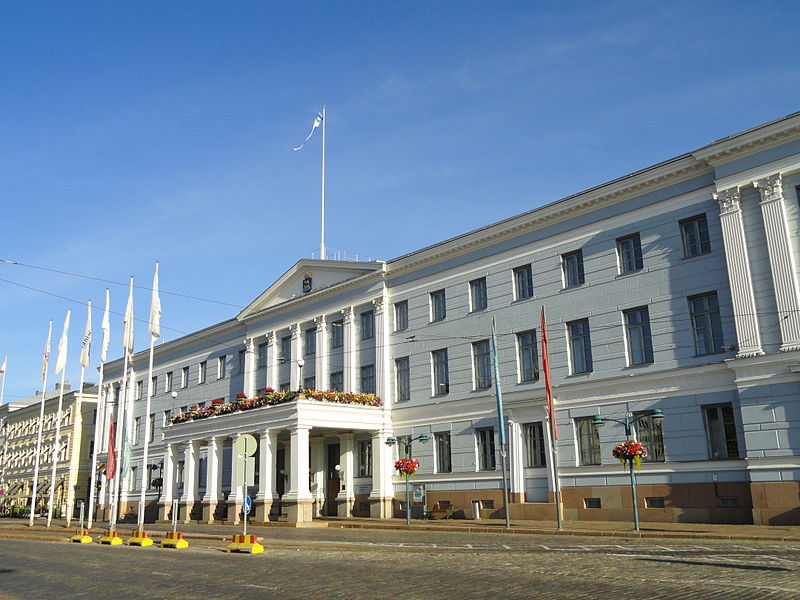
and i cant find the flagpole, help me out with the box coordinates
[29,320,53,527]
[88,288,110,529]
[111,277,134,533]
[540,306,563,531]
[139,260,161,531]
[320,104,326,260]
[47,309,71,528]
[490,317,512,529]
[0,357,7,405]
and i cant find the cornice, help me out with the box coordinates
[387,156,709,276]
[693,113,800,166]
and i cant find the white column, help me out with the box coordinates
[161,443,177,504]
[368,429,395,517]
[290,323,302,390]
[244,338,257,398]
[310,437,325,515]
[714,187,764,357]
[373,296,390,401]
[754,174,800,351]
[202,437,222,502]
[507,420,526,502]
[337,433,355,517]
[256,429,277,501]
[266,332,278,389]
[180,441,199,503]
[284,426,312,500]
[342,307,356,392]
[314,316,329,391]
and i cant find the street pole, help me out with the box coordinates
[404,473,411,526]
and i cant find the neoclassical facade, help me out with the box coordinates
[100,112,800,526]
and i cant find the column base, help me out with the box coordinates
[336,496,355,518]
[227,499,243,524]
[283,497,314,523]
[200,500,220,524]
[368,496,394,519]
[157,501,174,522]
[179,501,195,523]
[254,498,275,522]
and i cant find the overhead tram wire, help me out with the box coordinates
[0,259,243,309]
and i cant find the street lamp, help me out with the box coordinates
[592,409,664,531]
[385,434,429,525]
[297,359,305,390]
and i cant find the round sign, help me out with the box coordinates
[243,496,252,515]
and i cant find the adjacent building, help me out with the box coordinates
[100,112,800,526]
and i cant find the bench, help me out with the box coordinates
[426,502,454,520]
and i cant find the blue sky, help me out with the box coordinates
[1,1,799,401]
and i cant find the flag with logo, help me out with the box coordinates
[121,278,134,353]
[54,309,71,375]
[149,262,161,339]
[41,321,53,382]
[80,301,92,368]
[292,110,323,151]
[100,288,110,362]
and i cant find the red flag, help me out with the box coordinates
[106,419,117,480]
[540,307,558,440]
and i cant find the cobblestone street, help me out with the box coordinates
[0,527,798,599]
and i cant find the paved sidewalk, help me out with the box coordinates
[3,515,799,542]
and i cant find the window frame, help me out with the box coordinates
[330,320,344,349]
[360,310,375,341]
[360,364,376,394]
[435,432,452,473]
[305,327,316,356]
[217,355,226,379]
[616,233,644,274]
[562,250,585,287]
[431,348,449,396]
[680,214,711,258]
[180,366,188,388]
[395,357,410,402]
[476,427,496,471]
[329,371,344,392]
[576,417,601,466]
[624,306,654,365]
[567,318,593,374]
[257,343,268,367]
[632,411,665,462]
[513,264,534,300]
[703,403,740,459]
[357,439,372,477]
[198,361,207,385]
[280,336,292,362]
[689,292,724,356]
[394,301,408,332]
[471,339,492,390]
[516,330,539,383]
[430,289,447,322]
[469,277,488,312]
[524,422,547,468]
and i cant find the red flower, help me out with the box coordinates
[394,458,419,476]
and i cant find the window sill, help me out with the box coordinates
[567,371,592,377]
[615,268,643,279]
[512,295,536,304]
[468,307,488,314]
[622,362,653,370]
[516,379,540,386]
[560,283,585,292]
[681,251,712,260]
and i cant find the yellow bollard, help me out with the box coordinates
[160,531,189,549]
[98,530,123,545]
[70,529,93,544]
[226,534,264,554]
[127,530,154,546]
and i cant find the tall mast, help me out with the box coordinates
[320,105,326,260]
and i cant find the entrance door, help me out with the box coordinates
[325,443,340,516]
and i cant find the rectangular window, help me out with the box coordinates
[181,366,189,388]
[165,372,173,393]
[624,307,653,365]
[567,318,593,374]
[469,277,488,311]
[357,440,372,477]
[329,371,344,392]
[476,428,496,470]
[680,214,711,258]
[303,376,316,390]
[617,233,644,273]
[431,348,449,396]
[360,364,376,394]
[472,340,492,390]
[360,310,374,340]
[703,404,739,459]
[435,432,452,473]
[149,413,155,443]
[633,411,664,462]
[133,416,141,445]
[576,417,601,465]
[514,264,534,300]
[394,301,408,331]
[280,336,292,361]
[149,376,157,397]
[163,409,171,427]
[238,350,245,374]
[135,380,143,401]
[330,320,344,349]
[689,292,724,355]
[395,357,410,401]
[517,330,539,382]
[524,422,547,467]
[430,289,446,322]
[305,328,316,355]
[198,361,207,384]
[257,343,268,367]
[562,250,585,287]
[217,356,226,379]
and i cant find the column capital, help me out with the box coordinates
[265,331,275,345]
[244,338,255,353]
[372,296,385,315]
[754,173,783,203]
[289,323,300,338]
[713,186,741,214]
[341,306,354,324]
[314,315,327,329]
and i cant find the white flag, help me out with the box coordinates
[41,320,52,382]
[121,277,134,352]
[54,309,71,375]
[292,110,323,151]
[149,262,161,339]
[100,288,110,362]
[80,300,92,368]
[0,356,6,374]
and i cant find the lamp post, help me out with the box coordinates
[592,409,664,531]
[385,434,429,525]
[297,359,305,391]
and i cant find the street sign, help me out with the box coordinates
[233,434,257,457]
[233,434,257,486]
[243,496,252,515]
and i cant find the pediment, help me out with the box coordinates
[237,259,381,319]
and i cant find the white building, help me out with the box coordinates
[101,112,800,526]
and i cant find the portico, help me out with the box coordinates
[159,395,392,524]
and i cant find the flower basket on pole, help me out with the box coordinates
[611,440,648,470]
[394,459,419,524]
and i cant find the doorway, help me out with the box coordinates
[325,443,340,516]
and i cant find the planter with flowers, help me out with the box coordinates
[611,440,648,470]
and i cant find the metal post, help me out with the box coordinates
[629,458,640,531]
[242,484,248,537]
[404,474,411,525]
[79,502,85,530]
[171,499,178,535]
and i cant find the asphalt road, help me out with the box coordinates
[0,528,798,599]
